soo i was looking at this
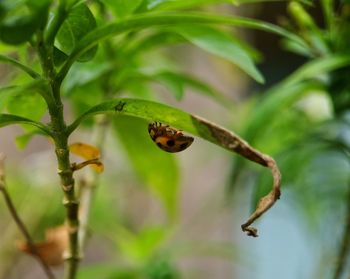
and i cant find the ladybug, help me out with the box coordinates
[148,122,194,153]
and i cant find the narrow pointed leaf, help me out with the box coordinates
[172,25,263,83]
[68,98,281,237]
[0,114,51,135]
[0,54,40,78]
[57,12,306,82]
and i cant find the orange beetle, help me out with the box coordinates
[148,122,194,153]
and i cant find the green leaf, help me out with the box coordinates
[15,131,37,149]
[143,0,233,10]
[68,98,272,168]
[283,54,350,87]
[152,71,231,106]
[0,114,51,135]
[78,265,139,279]
[155,72,184,100]
[242,55,350,143]
[114,226,168,264]
[53,46,69,67]
[114,116,179,217]
[0,80,46,111]
[56,3,97,62]
[0,15,39,45]
[102,0,143,18]
[171,25,263,83]
[244,82,324,142]
[57,12,306,82]
[7,92,47,121]
[62,60,112,94]
[0,0,50,45]
[0,54,40,78]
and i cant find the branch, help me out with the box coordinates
[0,154,56,279]
[71,158,103,172]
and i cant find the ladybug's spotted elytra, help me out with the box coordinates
[148,122,194,153]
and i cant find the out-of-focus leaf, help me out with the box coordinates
[143,0,235,10]
[321,0,333,28]
[114,225,168,264]
[155,72,184,100]
[102,0,143,18]
[0,80,46,112]
[7,90,47,121]
[78,265,139,279]
[70,142,101,159]
[243,55,350,142]
[62,61,112,94]
[144,258,179,279]
[67,80,104,126]
[56,3,97,62]
[253,146,348,229]
[288,1,329,55]
[244,81,323,142]
[0,0,50,45]
[0,113,51,135]
[57,12,306,82]
[114,116,179,217]
[17,225,67,266]
[15,131,36,149]
[69,142,104,172]
[121,69,230,104]
[0,15,40,45]
[0,54,40,78]
[171,25,263,83]
[283,54,350,87]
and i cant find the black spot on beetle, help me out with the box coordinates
[180,143,188,149]
[166,140,175,146]
[157,142,163,148]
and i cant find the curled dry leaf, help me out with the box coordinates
[192,115,282,237]
[17,225,68,266]
[69,142,104,173]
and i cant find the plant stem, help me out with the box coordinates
[0,154,56,279]
[333,182,350,279]
[36,23,80,279]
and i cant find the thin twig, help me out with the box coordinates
[0,154,56,279]
[333,181,350,279]
[71,158,103,172]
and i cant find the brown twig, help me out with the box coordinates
[71,158,103,172]
[0,154,56,279]
[333,181,350,279]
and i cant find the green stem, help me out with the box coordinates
[36,18,81,279]
[45,2,68,46]
[49,86,80,279]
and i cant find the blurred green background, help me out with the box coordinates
[1,1,350,278]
